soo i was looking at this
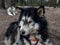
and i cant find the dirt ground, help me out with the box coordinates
[0,8,60,45]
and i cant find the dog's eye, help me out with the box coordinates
[18,26,21,28]
[29,21,32,23]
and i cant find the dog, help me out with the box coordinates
[7,6,17,16]
[4,5,49,45]
[17,5,49,45]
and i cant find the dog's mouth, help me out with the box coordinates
[30,37,38,45]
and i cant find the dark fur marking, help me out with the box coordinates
[5,21,19,44]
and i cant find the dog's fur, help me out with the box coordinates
[18,5,48,38]
[18,5,48,45]
[4,21,21,45]
[4,5,49,45]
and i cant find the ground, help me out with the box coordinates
[0,7,60,45]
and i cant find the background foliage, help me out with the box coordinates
[0,0,60,8]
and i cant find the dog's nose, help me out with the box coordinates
[22,31,25,34]
[16,43,18,45]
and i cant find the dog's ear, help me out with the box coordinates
[37,5,45,16]
[15,6,24,15]
[16,7,23,11]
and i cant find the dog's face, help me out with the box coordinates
[18,6,45,35]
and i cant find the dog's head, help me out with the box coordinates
[18,5,45,35]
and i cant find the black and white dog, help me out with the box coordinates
[17,5,49,45]
[4,5,49,45]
